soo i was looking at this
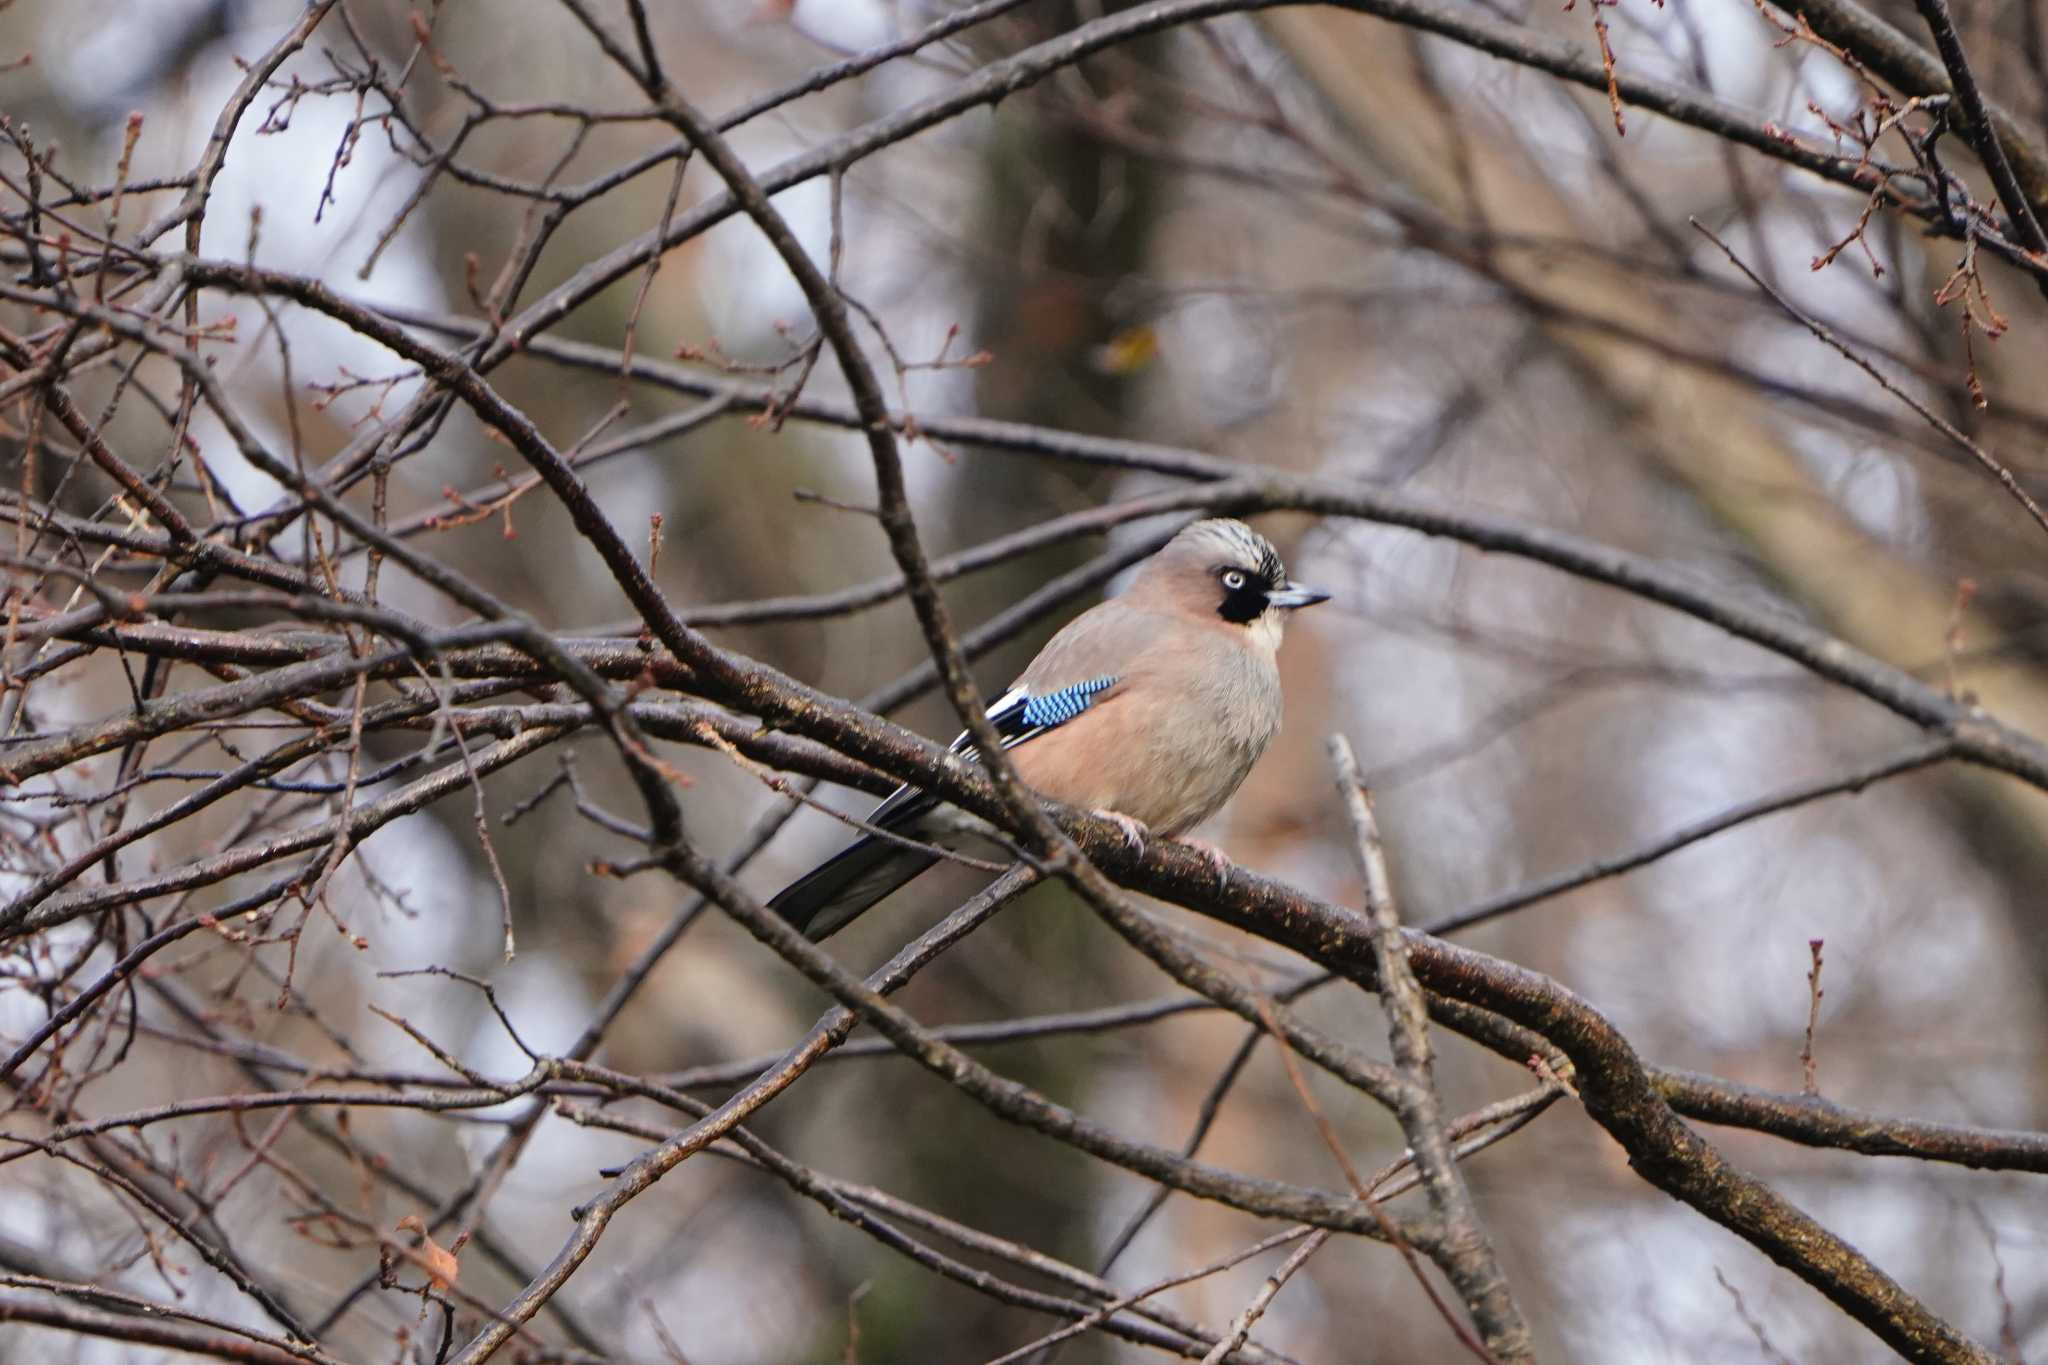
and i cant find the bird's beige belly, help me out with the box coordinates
[1010,699,1269,835]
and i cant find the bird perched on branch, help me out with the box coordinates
[768,518,1330,939]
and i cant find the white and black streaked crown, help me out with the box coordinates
[1176,519,1288,589]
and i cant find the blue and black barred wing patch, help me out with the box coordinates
[1008,676,1119,744]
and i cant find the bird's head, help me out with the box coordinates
[1133,518,1330,644]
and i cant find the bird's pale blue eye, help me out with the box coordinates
[1223,570,1247,590]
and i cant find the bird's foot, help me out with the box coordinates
[1173,836,1233,890]
[1092,808,1150,853]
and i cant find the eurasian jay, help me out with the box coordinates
[768,518,1330,939]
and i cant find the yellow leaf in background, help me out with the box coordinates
[1091,325,1159,375]
[395,1214,460,1293]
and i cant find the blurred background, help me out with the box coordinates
[4,0,2048,1360]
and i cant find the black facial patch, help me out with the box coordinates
[1215,566,1269,624]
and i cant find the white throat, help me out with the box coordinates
[1247,610,1285,657]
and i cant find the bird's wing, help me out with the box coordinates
[769,600,1158,939]
[861,674,1122,831]
[857,597,1166,831]
[768,674,1121,939]
[986,675,1126,749]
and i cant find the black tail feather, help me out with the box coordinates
[766,835,941,940]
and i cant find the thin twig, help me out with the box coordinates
[1692,218,2048,536]
[1332,734,1528,1364]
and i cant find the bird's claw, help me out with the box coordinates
[1174,836,1233,890]
[1093,808,1150,853]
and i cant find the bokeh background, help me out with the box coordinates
[5,0,2048,1360]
